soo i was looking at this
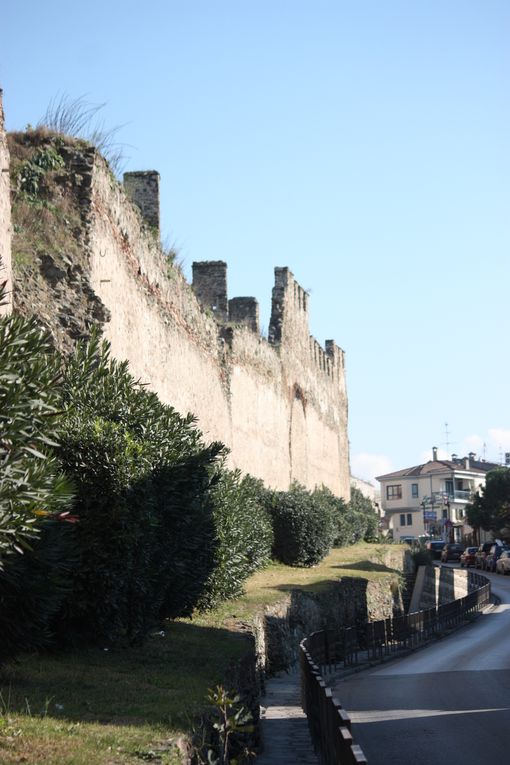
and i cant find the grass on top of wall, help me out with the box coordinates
[194,541,404,628]
[0,542,400,765]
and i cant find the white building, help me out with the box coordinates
[351,475,381,511]
[376,447,499,543]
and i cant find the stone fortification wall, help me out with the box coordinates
[9,138,350,495]
[0,91,12,314]
[86,156,234,449]
[81,152,350,494]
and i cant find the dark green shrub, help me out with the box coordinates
[56,335,225,644]
[311,486,380,547]
[0,291,75,660]
[363,509,380,542]
[348,486,380,542]
[269,483,337,566]
[0,518,77,661]
[196,471,273,610]
[0,309,74,564]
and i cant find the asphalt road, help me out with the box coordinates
[332,566,510,764]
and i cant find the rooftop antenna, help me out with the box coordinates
[441,422,457,455]
[483,442,487,460]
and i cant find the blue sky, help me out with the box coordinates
[3,1,510,485]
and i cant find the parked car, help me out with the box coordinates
[474,542,493,570]
[485,544,510,572]
[440,543,465,563]
[426,540,446,560]
[496,550,510,575]
[460,546,478,568]
[399,536,418,546]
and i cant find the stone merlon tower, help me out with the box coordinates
[123,171,160,233]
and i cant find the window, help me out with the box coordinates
[411,483,419,498]
[445,480,453,496]
[442,508,448,519]
[407,513,413,526]
[400,514,406,526]
[387,485,402,500]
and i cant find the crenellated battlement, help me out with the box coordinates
[189,261,340,378]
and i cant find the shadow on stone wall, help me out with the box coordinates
[253,575,406,675]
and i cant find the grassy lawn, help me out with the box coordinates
[0,542,402,764]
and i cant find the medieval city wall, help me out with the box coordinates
[5,123,350,496]
[87,156,234,450]
[0,91,12,314]
[84,153,350,495]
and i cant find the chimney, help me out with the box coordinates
[451,453,458,461]
[464,456,470,469]
[469,452,476,462]
[432,446,438,461]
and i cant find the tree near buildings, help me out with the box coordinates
[466,469,510,541]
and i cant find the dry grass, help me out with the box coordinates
[8,132,84,271]
[0,542,400,764]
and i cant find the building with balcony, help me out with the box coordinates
[376,448,500,542]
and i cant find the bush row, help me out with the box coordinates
[0,310,379,658]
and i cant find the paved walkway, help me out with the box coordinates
[256,667,319,765]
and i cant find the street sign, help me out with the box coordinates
[424,511,437,521]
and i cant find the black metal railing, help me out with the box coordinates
[300,571,490,764]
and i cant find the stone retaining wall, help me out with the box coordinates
[410,565,472,612]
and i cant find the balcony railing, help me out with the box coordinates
[424,490,473,506]
[452,489,472,501]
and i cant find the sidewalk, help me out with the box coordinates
[256,667,319,765]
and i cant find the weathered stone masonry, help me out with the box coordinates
[6,120,350,496]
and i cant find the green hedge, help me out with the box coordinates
[313,486,380,547]
[0,519,77,660]
[0,304,75,660]
[196,472,273,610]
[55,336,274,644]
[0,310,375,654]
[269,483,337,566]
[55,336,224,643]
[0,310,74,562]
